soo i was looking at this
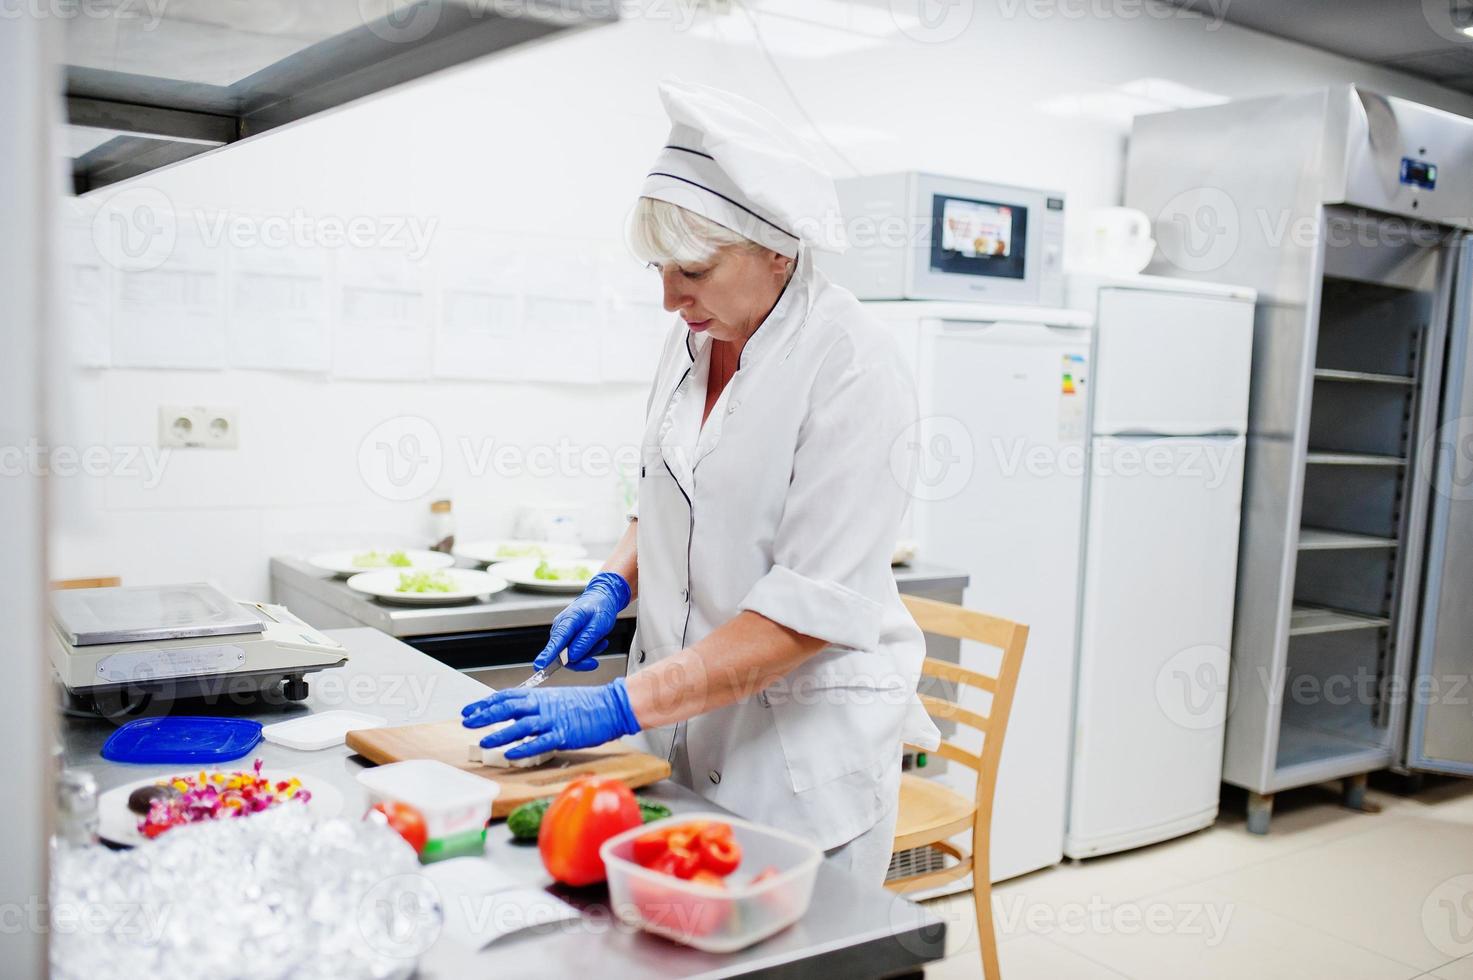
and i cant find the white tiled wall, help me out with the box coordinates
[51,1,1473,598]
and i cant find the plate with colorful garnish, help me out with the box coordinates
[97,758,343,847]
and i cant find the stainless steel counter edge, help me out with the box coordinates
[58,627,947,979]
[269,555,638,636]
[270,554,970,639]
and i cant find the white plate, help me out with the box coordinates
[489,557,599,594]
[97,767,343,847]
[346,568,508,605]
[453,539,587,566]
[308,548,455,578]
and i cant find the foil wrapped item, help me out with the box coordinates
[50,807,443,980]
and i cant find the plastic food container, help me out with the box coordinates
[356,760,499,862]
[600,812,822,953]
[101,716,263,764]
[262,710,386,751]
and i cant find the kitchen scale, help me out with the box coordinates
[49,583,347,716]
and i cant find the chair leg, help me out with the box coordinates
[974,864,999,979]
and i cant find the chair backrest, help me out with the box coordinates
[51,577,121,590]
[900,594,1029,858]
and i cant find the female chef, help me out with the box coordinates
[463,80,938,883]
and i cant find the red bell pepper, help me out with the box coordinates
[538,776,643,887]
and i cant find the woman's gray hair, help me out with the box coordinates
[627,197,762,267]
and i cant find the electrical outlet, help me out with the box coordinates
[159,405,239,449]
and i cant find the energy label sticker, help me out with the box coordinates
[1060,353,1087,441]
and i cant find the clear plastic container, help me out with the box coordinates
[356,760,499,862]
[600,812,822,953]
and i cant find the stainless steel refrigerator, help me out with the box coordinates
[1124,85,1473,831]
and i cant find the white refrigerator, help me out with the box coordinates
[869,301,1094,885]
[1063,275,1255,858]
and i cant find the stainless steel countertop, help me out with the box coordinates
[270,554,970,638]
[58,627,946,978]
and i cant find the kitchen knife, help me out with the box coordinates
[516,652,567,690]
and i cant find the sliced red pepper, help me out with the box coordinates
[696,822,733,841]
[663,820,716,849]
[698,833,741,876]
[632,828,671,868]
[690,869,727,889]
[652,844,700,879]
[664,828,697,852]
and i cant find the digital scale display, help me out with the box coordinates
[1401,157,1437,190]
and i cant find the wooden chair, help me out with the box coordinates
[51,577,121,590]
[887,594,1030,980]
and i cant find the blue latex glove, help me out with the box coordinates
[532,571,631,673]
[460,678,642,760]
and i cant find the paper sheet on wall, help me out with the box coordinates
[520,242,602,383]
[601,300,670,384]
[227,228,332,373]
[599,251,668,382]
[521,297,601,382]
[333,250,433,380]
[604,250,657,305]
[108,204,227,370]
[434,228,524,290]
[520,241,601,303]
[435,289,525,380]
[58,200,111,368]
[432,230,526,380]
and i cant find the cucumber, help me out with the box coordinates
[507,796,672,841]
[507,798,552,840]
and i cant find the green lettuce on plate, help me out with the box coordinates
[396,570,455,593]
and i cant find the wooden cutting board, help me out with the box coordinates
[346,720,671,818]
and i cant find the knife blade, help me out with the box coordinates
[517,653,567,690]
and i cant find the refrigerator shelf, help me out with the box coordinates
[1297,528,1398,551]
[1304,452,1407,467]
[1289,604,1391,636]
[1313,368,1416,386]
[1273,725,1392,786]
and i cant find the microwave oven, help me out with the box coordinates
[821,172,1065,306]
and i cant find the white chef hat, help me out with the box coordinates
[640,79,847,257]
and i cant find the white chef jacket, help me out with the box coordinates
[627,248,941,850]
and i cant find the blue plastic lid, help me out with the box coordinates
[101,717,264,764]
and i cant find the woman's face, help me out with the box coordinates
[657,245,794,345]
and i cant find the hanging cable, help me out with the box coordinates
[730,0,864,177]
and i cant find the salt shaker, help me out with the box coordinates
[55,769,99,848]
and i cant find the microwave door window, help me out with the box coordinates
[930,194,1029,280]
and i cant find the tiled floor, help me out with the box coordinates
[920,777,1473,979]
